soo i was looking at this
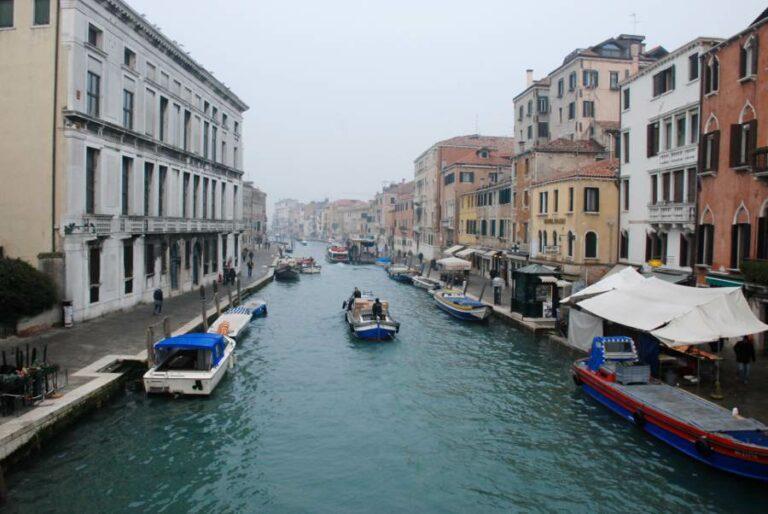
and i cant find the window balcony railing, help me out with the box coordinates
[648,202,695,225]
[657,144,697,166]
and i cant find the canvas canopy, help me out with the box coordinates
[436,257,471,271]
[456,248,477,258]
[443,245,464,256]
[564,267,768,346]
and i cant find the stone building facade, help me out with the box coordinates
[242,182,267,251]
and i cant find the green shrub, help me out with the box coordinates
[0,258,58,326]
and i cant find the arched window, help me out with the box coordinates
[567,231,575,257]
[481,219,487,236]
[704,57,719,95]
[538,230,543,252]
[740,36,758,78]
[585,232,598,259]
[731,204,751,268]
[620,230,629,260]
[552,231,557,249]
[758,201,768,260]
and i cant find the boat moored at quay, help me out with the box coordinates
[572,337,768,481]
[274,258,301,281]
[208,298,267,339]
[386,265,416,284]
[326,245,350,263]
[432,290,493,321]
[143,333,236,396]
[411,275,442,291]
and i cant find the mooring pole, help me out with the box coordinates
[236,277,242,306]
[200,285,208,331]
[479,280,487,302]
[227,285,233,308]
[163,316,171,338]
[145,326,155,367]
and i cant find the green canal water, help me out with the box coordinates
[5,243,766,513]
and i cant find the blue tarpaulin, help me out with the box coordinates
[154,333,226,366]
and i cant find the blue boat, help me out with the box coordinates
[387,266,416,284]
[573,337,768,481]
[432,290,493,321]
[376,257,392,267]
[344,294,400,341]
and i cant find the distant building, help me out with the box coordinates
[513,71,551,153]
[529,159,620,282]
[272,199,301,239]
[413,135,515,260]
[0,0,248,321]
[393,182,415,258]
[619,38,721,280]
[242,183,267,250]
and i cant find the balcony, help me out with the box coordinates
[81,214,113,236]
[657,144,697,167]
[648,202,695,227]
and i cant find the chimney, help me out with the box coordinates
[526,69,534,86]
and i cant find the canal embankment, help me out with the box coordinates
[0,250,276,479]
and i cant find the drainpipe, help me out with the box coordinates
[50,0,61,253]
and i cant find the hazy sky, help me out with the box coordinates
[130,0,764,210]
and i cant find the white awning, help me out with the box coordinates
[539,276,558,284]
[444,245,465,256]
[482,250,501,258]
[436,257,472,271]
[566,267,768,346]
[456,248,477,258]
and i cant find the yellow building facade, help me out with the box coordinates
[529,160,619,282]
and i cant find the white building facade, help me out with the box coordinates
[60,0,248,320]
[619,38,721,276]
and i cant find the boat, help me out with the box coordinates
[375,257,392,267]
[387,265,416,284]
[412,276,442,291]
[297,257,322,274]
[572,336,768,482]
[344,293,400,341]
[143,333,236,396]
[432,290,493,321]
[208,298,268,338]
[274,258,301,281]
[326,245,350,263]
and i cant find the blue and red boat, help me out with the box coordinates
[572,337,768,481]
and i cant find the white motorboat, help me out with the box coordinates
[412,276,442,291]
[143,333,236,396]
[208,298,267,339]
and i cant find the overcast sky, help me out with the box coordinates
[130,0,764,211]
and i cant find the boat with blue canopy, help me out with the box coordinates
[143,333,236,396]
[432,290,492,321]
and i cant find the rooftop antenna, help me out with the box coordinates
[629,13,642,33]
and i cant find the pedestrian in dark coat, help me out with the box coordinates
[734,336,756,384]
[153,288,163,315]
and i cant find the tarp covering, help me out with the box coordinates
[443,245,464,256]
[456,248,477,258]
[566,267,768,345]
[437,257,471,271]
[567,309,603,352]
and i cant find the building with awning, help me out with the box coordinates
[456,248,478,259]
[443,245,465,256]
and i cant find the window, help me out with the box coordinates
[553,189,559,212]
[583,101,595,118]
[538,122,549,139]
[33,0,49,25]
[212,126,218,161]
[663,118,673,151]
[145,89,156,135]
[568,102,575,120]
[0,0,13,28]
[731,223,751,268]
[620,231,629,260]
[697,224,714,265]
[568,187,574,212]
[680,235,692,268]
[758,214,768,260]
[662,172,670,202]
[568,71,577,91]
[211,180,217,219]
[88,244,100,303]
[122,90,134,129]
[499,188,511,204]
[622,132,630,163]
[159,97,169,142]
[222,113,229,128]
[490,219,496,237]
[622,179,629,210]
[704,58,719,94]
[481,220,487,236]
[557,78,564,98]
[459,172,474,183]
[182,172,190,217]
[144,163,153,216]
[584,187,599,213]
[647,122,660,157]
[687,168,696,203]
[518,106,524,121]
[146,62,156,81]
[527,125,532,139]
[183,110,191,151]
[585,232,598,259]
[702,131,720,172]
[526,100,532,117]
[689,53,699,81]
[161,242,168,275]
[740,37,758,79]
[123,240,133,294]
[730,121,757,168]
[673,170,684,203]
[124,47,136,69]
[193,176,199,218]
[690,111,699,144]
[567,231,575,257]
[538,191,548,214]
[582,70,598,89]
[610,71,619,90]
[202,178,209,219]
[443,173,455,186]
[145,242,155,277]
[87,24,102,48]
[121,157,132,215]
[676,116,686,147]
[623,88,630,110]
[652,66,675,97]
[538,96,549,114]
[85,148,98,214]
[203,122,210,159]
[87,71,100,117]
[651,174,658,205]
[158,166,167,217]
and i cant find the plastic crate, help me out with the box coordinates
[616,364,650,385]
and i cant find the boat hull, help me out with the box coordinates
[352,322,398,341]
[573,362,768,481]
[388,273,413,284]
[275,268,300,281]
[412,277,441,290]
[433,295,492,321]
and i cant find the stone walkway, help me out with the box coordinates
[0,249,275,389]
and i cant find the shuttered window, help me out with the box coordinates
[729,120,757,168]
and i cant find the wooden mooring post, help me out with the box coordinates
[200,285,208,331]
[163,316,171,338]
[479,281,488,302]
[236,277,242,306]
[145,326,155,367]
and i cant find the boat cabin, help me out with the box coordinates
[153,333,228,372]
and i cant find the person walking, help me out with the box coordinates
[153,287,163,315]
[734,335,756,384]
[247,260,253,278]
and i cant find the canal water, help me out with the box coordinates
[5,242,766,513]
